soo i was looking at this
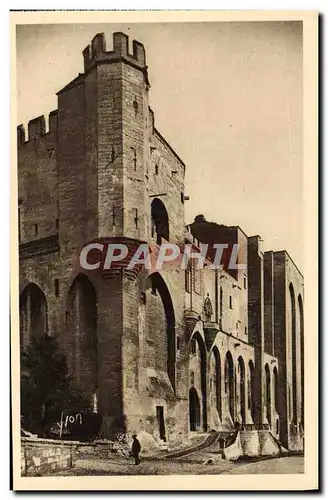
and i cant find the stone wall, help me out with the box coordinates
[21,438,78,476]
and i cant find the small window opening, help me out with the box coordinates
[112,205,116,227]
[54,279,59,297]
[134,208,139,229]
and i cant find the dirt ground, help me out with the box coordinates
[49,455,304,476]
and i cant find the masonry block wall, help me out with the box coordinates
[247,236,265,427]
[18,31,304,451]
[272,251,304,450]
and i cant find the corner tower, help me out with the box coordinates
[56,32,151,256]
[83,32,151,243]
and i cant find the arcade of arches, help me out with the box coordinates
[19,272,304,448]
[187,332,279,433]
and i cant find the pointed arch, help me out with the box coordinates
[225,351,234,420]
[248,360,255,422]
[273,366,279,414]
[67,274,98,397]
[190,331,207,431]
[211,346,222,420]
[146,272,176,389]
[151,198,169,244]
[237,356,246,425]
[20,283,48,348]
[265,363,271,427]
[289,283,297,423]
[298,294,304,427]
[189,387,201,431]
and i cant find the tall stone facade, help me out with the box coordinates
[18,32,304,451]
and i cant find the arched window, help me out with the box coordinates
[20,283,48,348]
[151,198,169,245]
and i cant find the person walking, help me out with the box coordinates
[131,434,141,465]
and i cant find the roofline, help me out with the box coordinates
[270,250,303,278]
[154,127,186,171]
[185,221,249,240]
[229,225,249,239]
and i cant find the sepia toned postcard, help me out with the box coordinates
[10,10,318,491]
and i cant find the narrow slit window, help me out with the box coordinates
[134,208,139,229]
[131,147,137,170]
[54,279,59,297]
[133,99,139,118]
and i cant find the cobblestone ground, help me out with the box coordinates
[49,456,304,476]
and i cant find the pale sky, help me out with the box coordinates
[16,22,303,269]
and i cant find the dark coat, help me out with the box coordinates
[132,438,141,455]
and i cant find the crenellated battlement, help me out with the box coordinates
[82,32,147,77]
[18,32,149,148]
[17,110,58,147]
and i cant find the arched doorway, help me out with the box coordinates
[189,387,201,431]
[248,360,255,422]
[145,272,176,389]
[20,283,48,348]
[265,363,271,427]
[289,283,297,424]
[151,198,169,245]
[189,332,207,431]
[225,351,234,420]
[67,274,98,398]
[237,356,246,425]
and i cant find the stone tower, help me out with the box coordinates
[53,32,187,437]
